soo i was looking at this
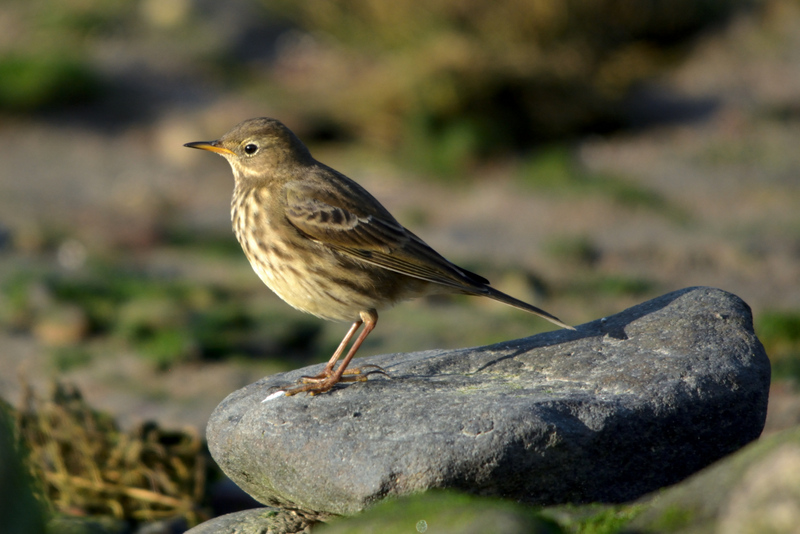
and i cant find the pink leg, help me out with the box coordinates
[300,319,363,380]
[285,310,382,396]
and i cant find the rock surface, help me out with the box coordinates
[206,286,770,519]
[184,508,311,534]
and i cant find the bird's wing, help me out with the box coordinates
[283,180,489,291]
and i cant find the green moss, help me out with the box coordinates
[646,504,695,531]
[0,54,101,112]
[318,493,646,533]
[396,114,485,177]
[518,147,580,189]
[572,505,644,534]
[317,490,562,534]
[51,347,94,372]
[0,260,322,369]
[756,310,800,382]
[134,328,198,369]
[541,503,644,534]
[758,310,800,345]
[162,228,245,258]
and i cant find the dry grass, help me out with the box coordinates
[12,380,211,526]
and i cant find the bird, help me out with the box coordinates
[185,117,574,395]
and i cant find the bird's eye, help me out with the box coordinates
[244,143,258,155]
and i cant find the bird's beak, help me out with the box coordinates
[183,140,235,156]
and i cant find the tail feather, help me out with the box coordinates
[482,286,575,331]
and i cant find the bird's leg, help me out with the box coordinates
[299,319,363,381]
[324,310,380,382]
[286,310,383,395]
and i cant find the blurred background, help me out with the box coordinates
[1,0,799,528]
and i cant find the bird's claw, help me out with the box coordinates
[298,364,388,383]
[284,364,389,396]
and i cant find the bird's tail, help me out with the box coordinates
[483,286,576,331]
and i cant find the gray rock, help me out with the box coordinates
[207,287,770,519]
[183,508,311,534]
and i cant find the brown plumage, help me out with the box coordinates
[185,117,574,395]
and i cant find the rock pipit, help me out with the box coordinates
[185,117,574,395]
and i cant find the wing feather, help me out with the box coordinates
[283,179,489,291]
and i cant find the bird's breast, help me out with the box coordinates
[230,186,426,322]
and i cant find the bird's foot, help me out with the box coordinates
[284,364,388,396]
[284,379,338,396]
[299,364,387,383]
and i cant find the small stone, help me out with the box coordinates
[719,443,800,533]
[630,426,800,534]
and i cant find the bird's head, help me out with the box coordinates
[184,117,314,182]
